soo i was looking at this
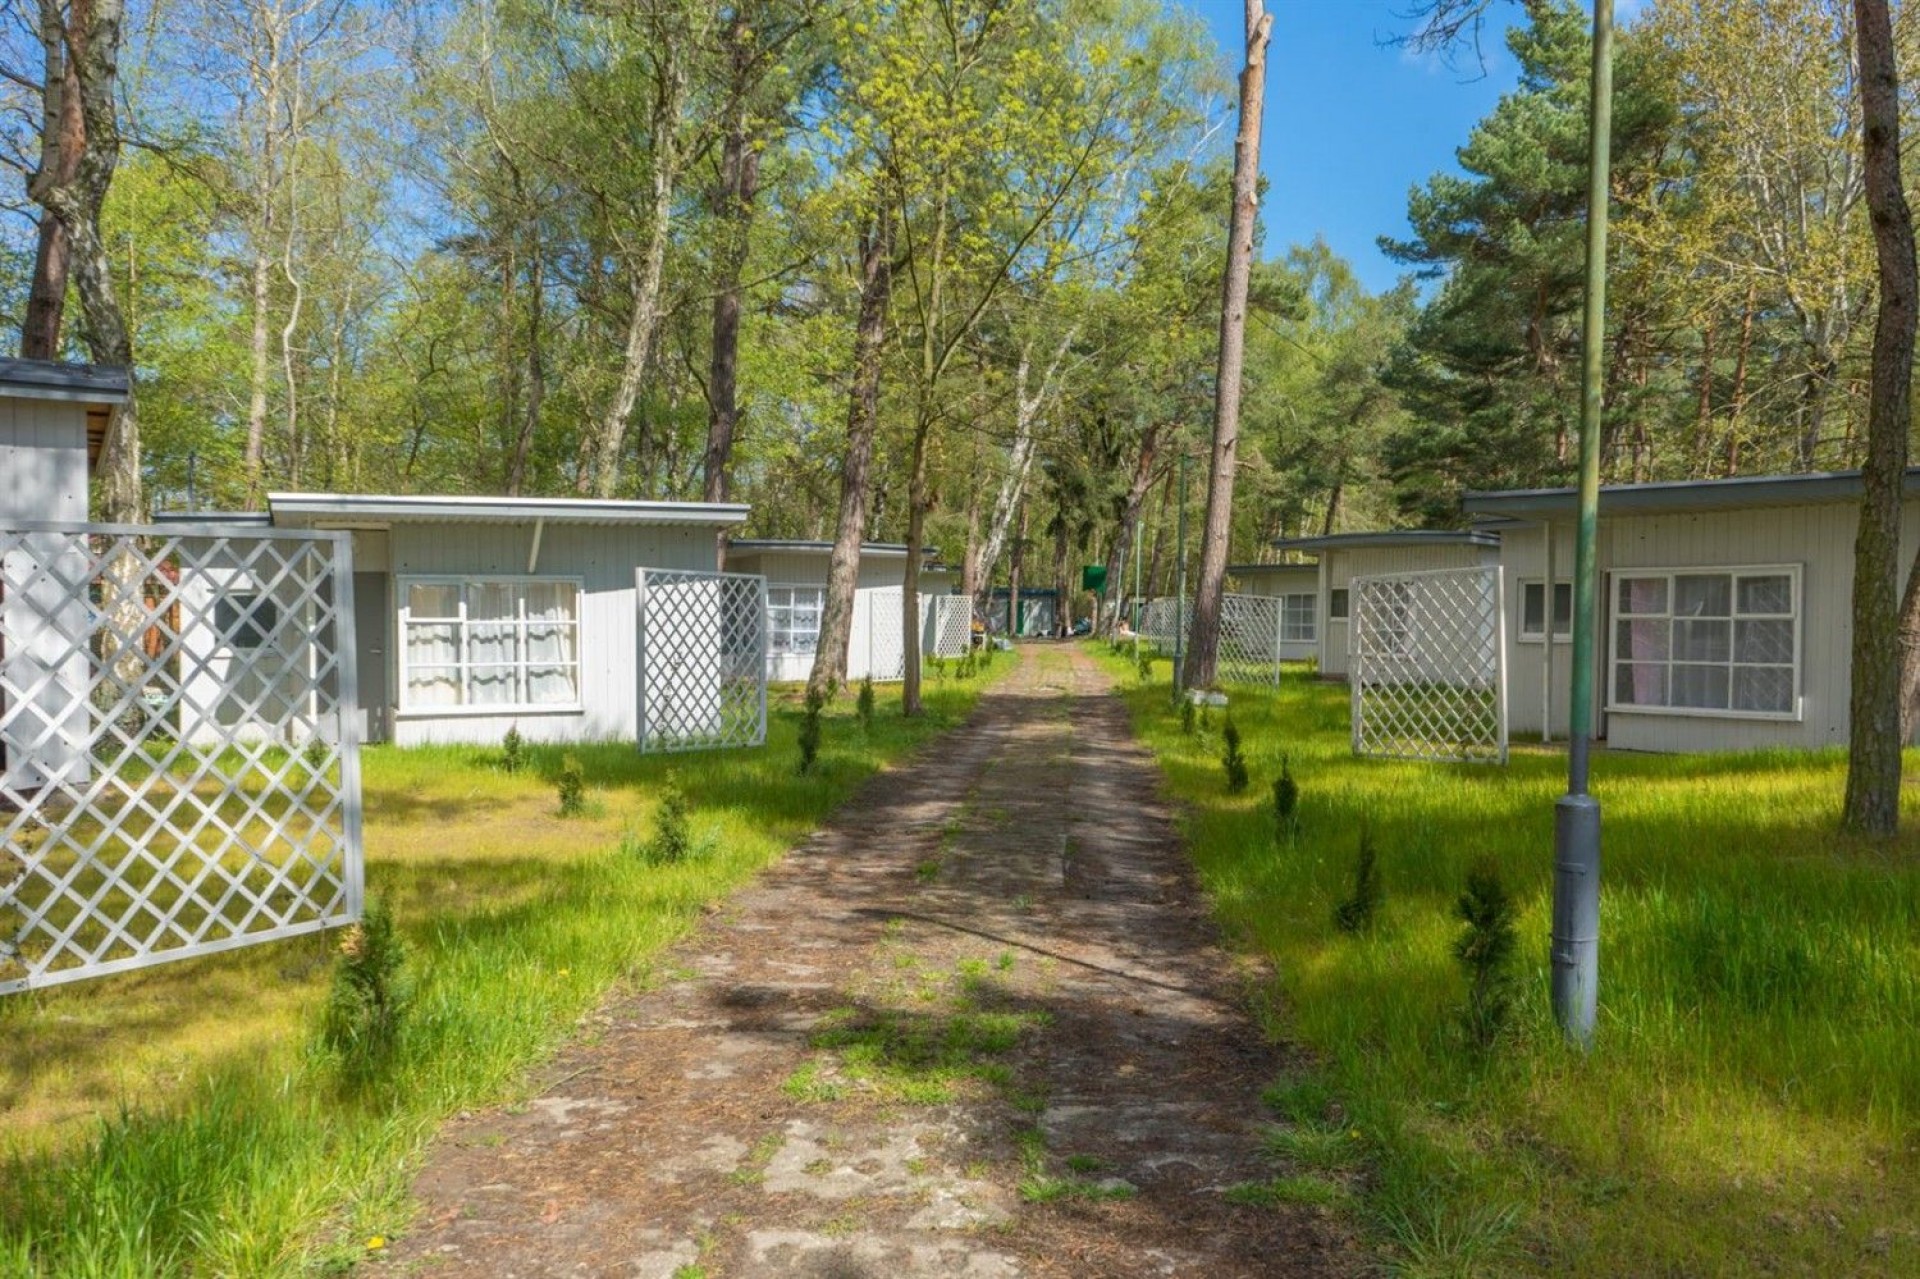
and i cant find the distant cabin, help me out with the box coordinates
[162,493,748,747]
[1270,530,1500,679]
[723,539,953,683]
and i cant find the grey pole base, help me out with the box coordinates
[1551,792,1602,1047]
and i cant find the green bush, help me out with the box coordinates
[857,677,875,731]
[640,775,694,864]
[320,897,412,1085]
[1272,756,1300,838]
[1454,858,1518,1051]
[1222,717,1250,794]
[1180,697,1196,736]
[501,725,525,774]
[1333,826,1382,934]
[556,754,587,816]
[798,687,825,774]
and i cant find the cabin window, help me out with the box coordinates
[399,578,581,712]
[215,592,277,650]
[1281,593,1317,643]
[1608,567,1798,718]
[768,585,824,656]
[1328,588,1350,620]
[1519,579,1573,641]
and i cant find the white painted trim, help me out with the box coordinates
[1602,562,1803,722]
[1516,577,1575,644]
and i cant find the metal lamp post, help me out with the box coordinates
[1552,0,1614,1048]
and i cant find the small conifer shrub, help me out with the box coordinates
[1222,717,1250,794]
[857,677,876,731]
[1333,826,1382,934]
[501,725,525,774]
[798,687,825,774]
[644,775,694,864]
[1454,858,1519,1050]
[556,754,586,816]
[322,897,412,1083]
[1272,756,1300,838]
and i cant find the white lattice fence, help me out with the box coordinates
[1350,565,1508,764]
[1138,597,1188,654]
[636,568,767,752]
[857,586,906,682]
[929,594,970,658]
[1218,593,1284,687]
[0,522,362,995]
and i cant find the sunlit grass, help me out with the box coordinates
[0,659,1010,1276]
[1097,643,1920,1277]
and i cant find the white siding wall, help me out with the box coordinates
[0,399,92,790]
[1499,521,1582,740]
[384,521,719,747]
[724,548,953,683]
[1320,543,1498,677]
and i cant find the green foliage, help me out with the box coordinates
[798,687,825,774]
[638,775,695,865]
[556,754,587,817]
[1332,825,1381,934]
[321,898,412,1084]
[1136,647,1154,682]
[1272,756,1300,838]
[501,725,525,775]
[856,677,875,732]
[929,655,948,682]
[1221,716,1249,794]
[1180,697,1196,736]
[1454,858,1519,1052]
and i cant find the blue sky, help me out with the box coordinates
[1179,1,1567,294]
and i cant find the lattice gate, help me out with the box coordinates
[1137,594,1281,686]
[1350,565,1508,764]
[1,522,362,995]
[636,568,768,753]
[853,586,906,683]
[928,594,971,659]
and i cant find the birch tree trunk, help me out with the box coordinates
[703,12,763,515]
[584,25,686,498]
[972,329,1073,615]
[1183,0,1271,690]
[1844,0,1915,836]
[808,208,893,702]
[1100,423,1162,638]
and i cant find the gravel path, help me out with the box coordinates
[377,646,1358,1277]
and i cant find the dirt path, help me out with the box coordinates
[378,646,1358,1277]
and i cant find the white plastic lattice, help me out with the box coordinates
[636,568,768,753]
[928,594,970,659]
[0,522,362,995]
[857,586,906,683]
[1350,565,1508,764]
[1137,594,1280,685]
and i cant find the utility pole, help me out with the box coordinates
[1553,0,1613,1048]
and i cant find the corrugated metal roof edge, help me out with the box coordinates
[1463,467,1920,517]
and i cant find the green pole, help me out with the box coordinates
[1173,451,1190,706]
[1553,0,1612,1048]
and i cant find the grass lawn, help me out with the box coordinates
[0,655,1010,1277]
[1094,643,1919,1278]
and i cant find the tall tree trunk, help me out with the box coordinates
[244,249,274,505]
[1690,314,1715,477]
[1725,282,1756,476]
[1008,498,1026,638]
[1843,0,1915,837]
[808,208,893,701]
[506,247,545,495]
[702,8,763,514]
[972,329,1072,615]
[1144,466,1172,598]
[1100,424,1162,638]
[21,0,82,360]
[1184,0,1271,690]
[1052,515,1071,636]
[901,422,932,715]
[584,30,685,498]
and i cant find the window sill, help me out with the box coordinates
[1515,635,1573,646]
[1604,702,1803,725]
[395,704,585,720]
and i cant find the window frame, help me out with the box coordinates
[1280,592,1317,643]
[1327,587,1350,621]
[1517,578,1574,644]
[1603,563,1802,722]
[215,590,278,651]
[767,582,826,658]
[395,574,585,718]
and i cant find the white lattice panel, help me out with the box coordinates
[636,568,767,752]
[1350,565,1508,764]
[0,522,363,995]
[929,595,971,658]
[1218,593,1284,686]
[859,586,906,683]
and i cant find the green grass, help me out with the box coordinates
[0,662,1009,1276]
[1092,644,1920,1277]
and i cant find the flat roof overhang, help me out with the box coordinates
[265,492,751,530]
[1462,467,1920,520]
[1271,530,1499,554]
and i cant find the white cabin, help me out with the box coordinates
[1271,530,1501,679]
[1225,562,1321,661]
[165,493,748,747]
[0,359,131,793]
[1466,470,1920,753]
[722,539,954,683]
